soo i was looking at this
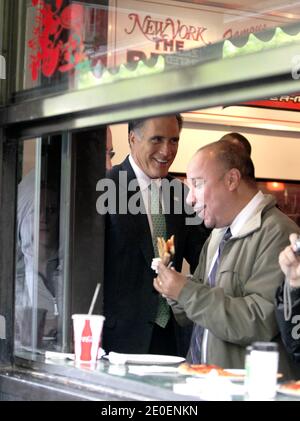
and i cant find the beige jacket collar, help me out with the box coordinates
[205,194,277,278]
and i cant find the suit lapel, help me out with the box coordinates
[120,158,154,265]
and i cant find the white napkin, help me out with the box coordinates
[151,257,162,273]
[106,352,128,364]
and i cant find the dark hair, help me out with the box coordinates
[219,132,252,156]
[200,140,255,183]
[128,114,183,133]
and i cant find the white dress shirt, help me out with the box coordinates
[129,155,162,235]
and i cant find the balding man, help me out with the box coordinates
[220,132,252,156]
[155,140,300,378]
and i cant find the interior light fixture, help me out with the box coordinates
[266,181,285,191]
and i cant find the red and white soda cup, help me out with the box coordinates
[72,314,105,363]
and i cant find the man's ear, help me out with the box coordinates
[227,168,241,191]
[128,130,135,148]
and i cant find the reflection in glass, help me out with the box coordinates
[20,0,300,94]
[15,136,63,352]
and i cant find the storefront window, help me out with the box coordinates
[13,0,300,100]
[14,127,107,357]
[15,136,64,353]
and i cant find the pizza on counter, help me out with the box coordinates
[178,362,244,378]
[278,380,300,394]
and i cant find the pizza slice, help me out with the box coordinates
[157,235,175,266]
[178,362,244,378]
[279,380,300,394]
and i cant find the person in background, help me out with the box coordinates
[102,114,209,356]
[276,233,300,362]
[106,126,115,171]
[16,170,60,348]
[154,140,300,378]
[220,132,252,156]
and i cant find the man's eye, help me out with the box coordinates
[194,180,205,189]
[151,138,161,144]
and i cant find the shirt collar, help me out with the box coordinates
[129,155,161,191]
[230,190,265,237]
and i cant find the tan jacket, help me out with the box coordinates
[173,194,300,378]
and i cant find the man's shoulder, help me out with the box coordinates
[264,203,299,233]
[107,163,123,180]
[107,158,131,181]
[253,205,300,254]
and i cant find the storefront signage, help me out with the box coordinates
[111,0,275,67]
[125,13,210,45]
[27,0,282,83]
[222,24,267,40]
[28,0,86,81]
[124,12,210,63]
[241,94,300,111]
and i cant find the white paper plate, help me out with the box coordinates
[105,352,185,365]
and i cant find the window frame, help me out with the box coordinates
[1,0,300,397]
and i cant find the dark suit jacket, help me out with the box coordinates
[102,157,209,354]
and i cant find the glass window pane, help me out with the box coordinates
[14,0,300,98]
[15,136,64,353]
[14,127,107,358]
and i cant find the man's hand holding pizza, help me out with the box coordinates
[153,262,188,301]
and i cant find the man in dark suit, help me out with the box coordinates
[102,114,209,356]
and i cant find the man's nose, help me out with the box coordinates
[158,140,173,156]
[186,188,195,207]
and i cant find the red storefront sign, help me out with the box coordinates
[28,0,85,81]
[241,95,300,111]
